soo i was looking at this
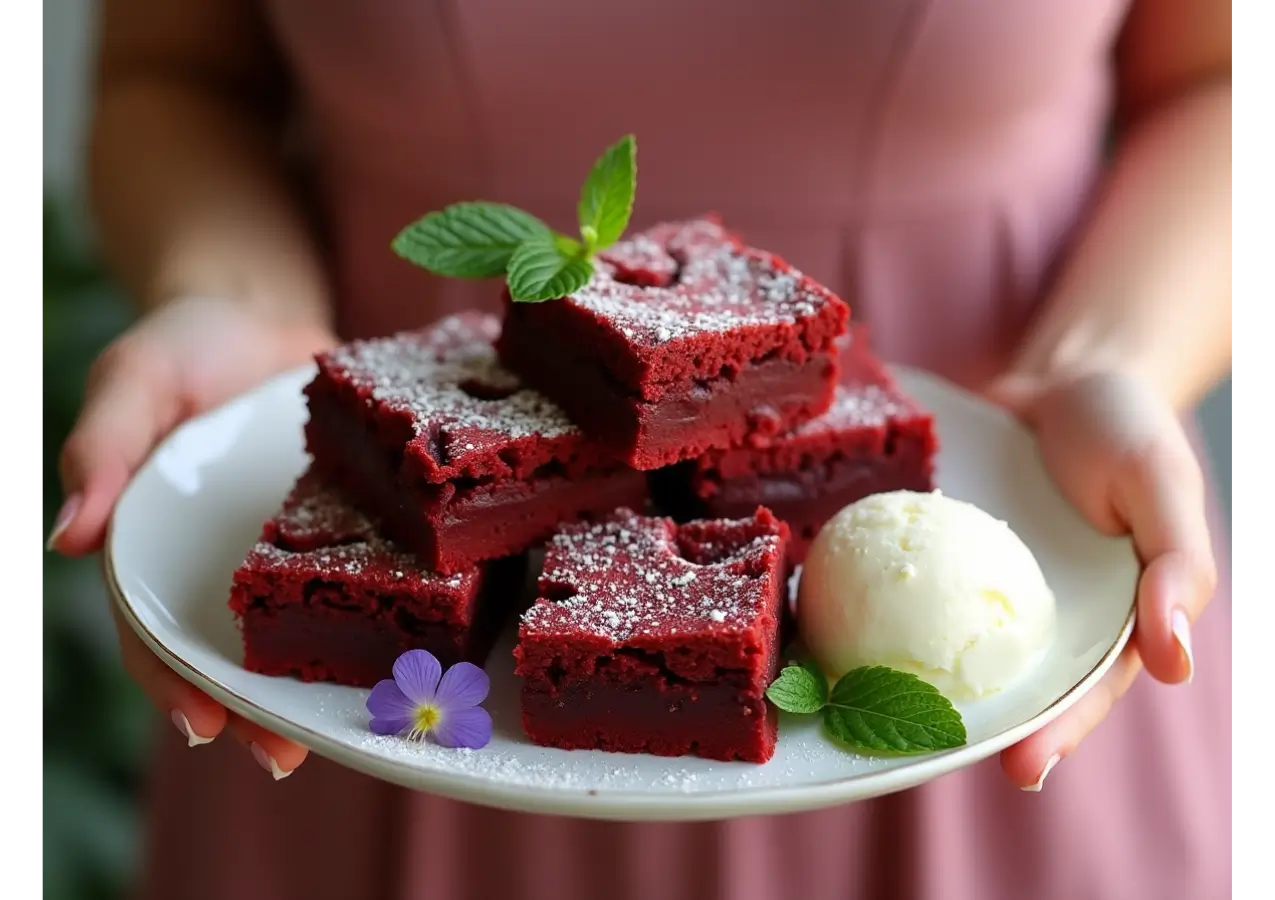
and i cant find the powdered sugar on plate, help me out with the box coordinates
[311,662,877,796]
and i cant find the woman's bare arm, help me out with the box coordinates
[89,0,332,327]
[1004,0,1231,410]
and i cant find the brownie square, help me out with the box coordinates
[652,326,937,563]
[514,507,789,763]
[497,217,850,470]
[228,469,523,687]
[304,313,647,574]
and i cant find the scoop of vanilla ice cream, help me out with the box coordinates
[798,490,1055,699]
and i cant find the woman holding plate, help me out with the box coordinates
[52,1,1230,898]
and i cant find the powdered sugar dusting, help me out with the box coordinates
[319,313,578,470]
[357,732,722,792]
[581,219,839,345]
[244,470,474,591]
[290,648,893,799]
[790,383,926,436]
[352,729,872,793]
[271,474,374,546]
[521,508,784,642]
[597,231,680,284]
[247,540,446,584]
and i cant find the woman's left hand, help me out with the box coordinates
[987,369,1217,791]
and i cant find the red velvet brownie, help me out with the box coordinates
[653,327,937,563]
[497,217,850,470]
[228,470,522,687]
[515,507,789,763]
[304,313,647,574]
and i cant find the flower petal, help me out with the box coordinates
[366,680,415,735]
[392,650,442,704]
[370,714,415,736]
[431,705,493,749]
[434,661,490,710]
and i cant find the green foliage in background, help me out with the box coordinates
[44,195,149,900]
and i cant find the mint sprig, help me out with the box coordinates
[766,664,967,756]
[391,135,638,302]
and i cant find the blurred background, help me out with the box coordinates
[46,6,152,899]
[43,5,1232,900]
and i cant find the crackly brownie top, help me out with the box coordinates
[498,217,849,396]
[314,313,591,482]
[240,470,476,592]
[580,217,845,344]
[520,507,787,643]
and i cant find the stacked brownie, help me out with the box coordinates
[651,326,938,564]
[498,217,847,468]
[228,469,523,685]
[229,312,645,688]
[229,216,937,762]
[302,313,646,573]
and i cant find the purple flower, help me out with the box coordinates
[366,650,492,749]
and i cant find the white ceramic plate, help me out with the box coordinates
[107,364,1137,822]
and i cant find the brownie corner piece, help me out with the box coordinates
[658,327,938,563]
[228,468,521,687]
[514,506,789,763]
[302,312,647,572]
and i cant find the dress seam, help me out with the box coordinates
[850,0,934,218]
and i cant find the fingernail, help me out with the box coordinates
[1022,754,1061,792]
[170,709,214,747]
[250,742,292,780]
[1172,607,1194,684]
[46,493,82,551]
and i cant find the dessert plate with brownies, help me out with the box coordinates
[108,216,1138,821]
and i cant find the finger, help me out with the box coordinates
[52,342,182,556]
[225,714,311,780]
[113,601,306,774]
[983,373,1046,422]
[111,602,228,745]
[1000,644,1143,790]
[1112,437,1217,685]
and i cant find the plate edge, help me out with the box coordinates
[103,535,1137,821]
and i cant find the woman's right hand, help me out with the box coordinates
[50,295,336,779]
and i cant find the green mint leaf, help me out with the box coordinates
[577,134,637,252]
[821,666,967,756]
[802,659,830,701]
[765,664,828,715]
[506,239,594,302]
[392,202,551,278]
[552,233,585,258]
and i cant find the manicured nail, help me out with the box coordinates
[171,709,214,747]
[1022,754,1060,792]
[46,493,82,551]
[250,742,292,780]
[1171,607,1194,684]
[169,708,214,744]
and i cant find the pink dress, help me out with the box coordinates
[139,2,1232,897]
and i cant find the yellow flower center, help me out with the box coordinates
[409,703,441,741]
